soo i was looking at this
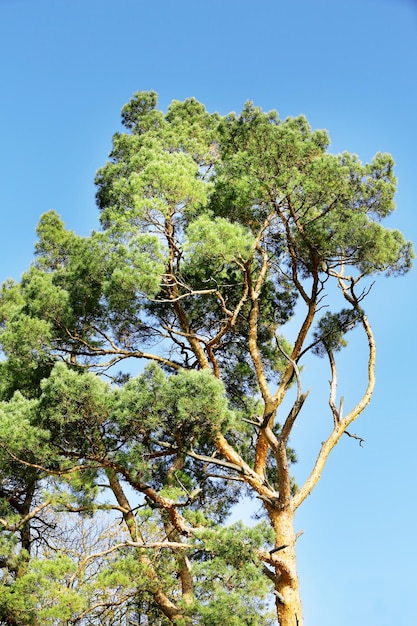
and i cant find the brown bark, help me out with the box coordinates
[213,431,278,503]
[165,456,195,607]
[164,519,194,607]
[267,506,304,626]
[253,259,320,478]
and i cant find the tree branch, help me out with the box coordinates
[344,430,365,447]
[0,499,51,532]
[293,309,376,510]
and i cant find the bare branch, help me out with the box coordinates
[0,499,51,531]
[214,431,279,503]
[327,348,340,426]
[344,431,365,447]
[0,444,101,476]
[293,309,376,510]
[277,340,310,441]
[78,540,194,568]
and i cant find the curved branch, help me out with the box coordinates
[277,341,310,442]
[0,499,51,532]
[293,312,376,510]
[61,323,182,371]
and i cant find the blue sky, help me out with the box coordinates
[1,0,416,623]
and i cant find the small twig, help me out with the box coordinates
[242,416,263,427]
[262,564,276,583]
[273,589,285,605]
[339,396,344,421]
[269,544,288,555]
[344,430,365,447]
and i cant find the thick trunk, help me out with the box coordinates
[268,507,304,626]
[276,578,303,626]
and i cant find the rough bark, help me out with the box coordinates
[268,507,304,626]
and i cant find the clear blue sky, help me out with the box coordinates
[1,0,416,623]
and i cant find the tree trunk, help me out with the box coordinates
[268,506,304,626]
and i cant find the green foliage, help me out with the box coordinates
[0,91,413,625]
[312,309,360,357]
[120,90,162,133]
[185,215,255,267]
[188,523,275,625]
[0,392,48,454]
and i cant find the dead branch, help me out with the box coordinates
[344,430,365,447]
[292,306,376,511]
[276,339,310,441]
[327,348,340,426]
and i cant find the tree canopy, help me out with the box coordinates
[0,91,413,625]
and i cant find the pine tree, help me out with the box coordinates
[0,92,413,625]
